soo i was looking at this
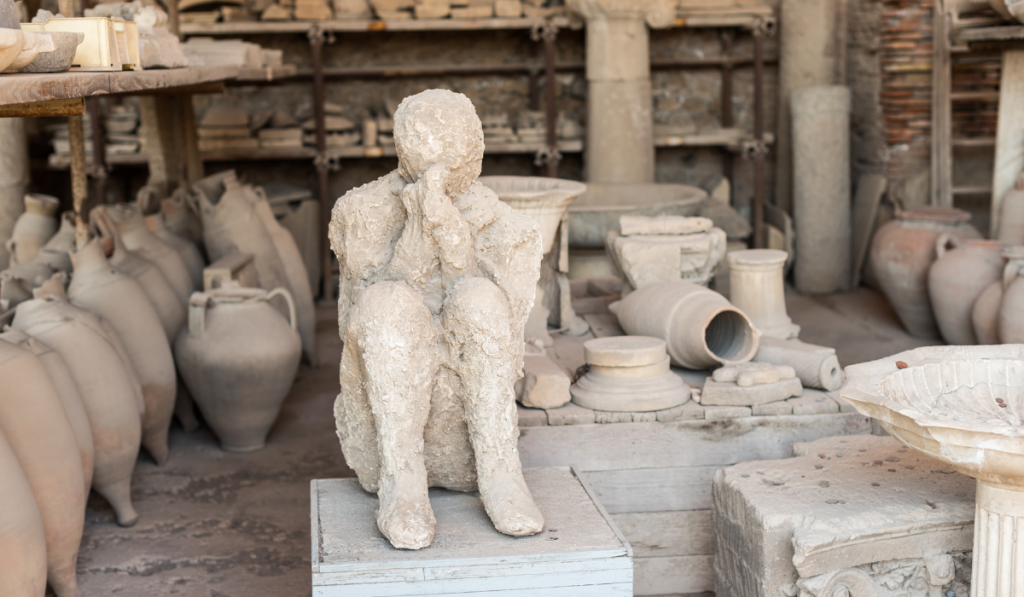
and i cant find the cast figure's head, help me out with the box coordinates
[394,89,484,197]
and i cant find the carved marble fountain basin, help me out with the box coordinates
[842,345,1024,596]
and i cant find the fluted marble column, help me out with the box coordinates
[972,481,1024,597]
[728,249,800,340]
[568,0,674,183]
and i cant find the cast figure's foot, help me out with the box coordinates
[377,485,436,550]
[481,471,545,537]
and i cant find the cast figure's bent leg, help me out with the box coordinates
[443,277,545,537]
[347,281,440,549]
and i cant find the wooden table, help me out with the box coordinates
[0,66,239,245]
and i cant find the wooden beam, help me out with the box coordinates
[931,1,953,207]
[991,49,1024,237]
[0,97,85,118]
[108,81,227,97]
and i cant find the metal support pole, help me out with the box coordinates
[310,25,337,302]
[720,29,734,196]
[532,18,561,178]
[69,114,90,248]
[752,20,767,249]
[87,97,108,204]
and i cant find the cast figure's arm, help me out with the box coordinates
[404,164,481,287]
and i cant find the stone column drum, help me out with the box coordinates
[0,118,28,271]
[792,85,851,295]
[728,249,799,340]
[568,0,674,183]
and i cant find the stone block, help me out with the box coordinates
[702,405,751,420]
[451,4,492,17]
[545,402,596,426]
[655,400,704,422]
[594,411,632,424]
[494,0,521,17]
[606,227,727,290]
[751,400,793,416]
[312,469,632,595]
[518,354,571,409]
[787,390,839,416]
[713,435,974,597]
[516,404,548,427]
[701,377,803,407]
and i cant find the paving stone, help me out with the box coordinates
[655,400,705,422]
[594,410,633,424]
[517,404,549,427]
[546,402,597,426]
[703,405,752,420]
[751,400,794,416]
[631,411,658,423]
[787,389,839,415]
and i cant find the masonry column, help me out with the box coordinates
[0,118,29,271]
[568,0,673,183]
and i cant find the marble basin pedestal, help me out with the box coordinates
[842,345,1024,596]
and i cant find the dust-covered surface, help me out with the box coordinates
[73,303,354,597]
[316,468,623,565]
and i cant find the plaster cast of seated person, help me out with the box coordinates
[328,89,545,550]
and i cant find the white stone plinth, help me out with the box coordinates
[728,249,799,340]
[311,468,632,596]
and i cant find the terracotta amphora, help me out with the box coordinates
[869,206,981,339]
[32,211,75,273]
[997,173,1024,245]
[0,337,85,597]
[0,329,93,494]
[95,209,187,342]
[13,276,142,527]
[5,193,59,265]
[191,174,294,321]
[0,428,47,597]
[146,211,205,290]
[105,204,194,308]
[928,235,1004,345]
[175,285,301,452]
[162,187,204,248]
[998,246,1024,344]
[245,184,317,365]
[69,239,176,465]
[610,281,760,369]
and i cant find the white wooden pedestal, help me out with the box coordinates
[310,467,633,596]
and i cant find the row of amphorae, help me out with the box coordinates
[0,169,313,597]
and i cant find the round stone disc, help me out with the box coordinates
[570,371,690,412]
[583,336,666,367]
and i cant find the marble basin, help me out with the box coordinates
[842,345,1024,597]
[479,176,587,255]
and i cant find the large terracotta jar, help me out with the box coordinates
[997,173,1024,245]
[0,337,85,597]
[611,281,760,369]
[32,211,75,274]
[974,246,1024,344]
[12,278,142,527]
[0,429,46,597]
[927,235,1004,345]
[162,187,205,248]
[998,246,1024,343]
[192,174,293,317]
[0,329,93,493]
[105,204,194,308]
[97,210,187,342]
[175,285,301,452]
[245,184,317,365]
[5,193,59,265]
[146,211,205,290]
[869,206,980,339]
[69,239,176,465]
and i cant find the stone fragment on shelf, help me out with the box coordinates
[198,137,260,151]
[200,107,249,128]
[711,362,796,387]
[258,128,303,148]
[414,0,449,18]
[301,115,356,132]
[295,0,333,20]
[333,0,373,18]
[451,4,492,17]
[261,4,293,20]
[495,0,522,17]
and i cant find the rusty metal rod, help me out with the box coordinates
[752,27,765,249]
[543,20,558,178]
[312,35,333,302]
[720,30,734,197]
[69,114,90,248]
[266,54,779,82]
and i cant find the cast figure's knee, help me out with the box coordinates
[444,277,512,338]
[349,281,433,342]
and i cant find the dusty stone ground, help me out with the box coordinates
[71,286,932,596]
